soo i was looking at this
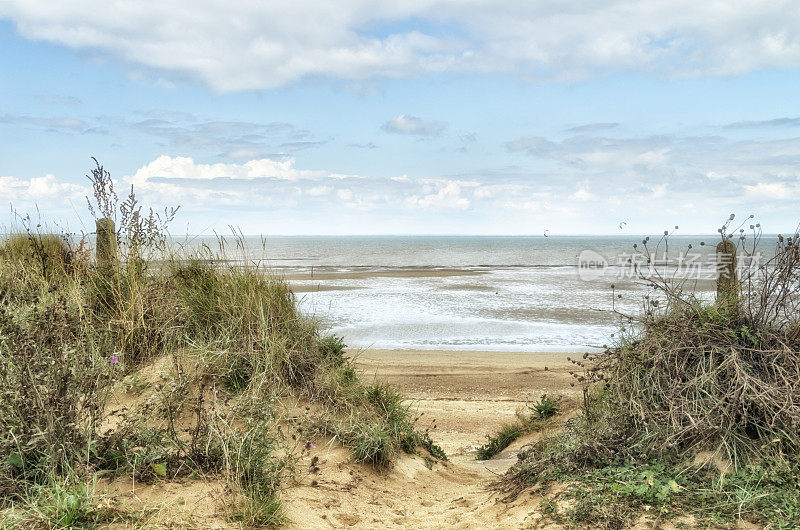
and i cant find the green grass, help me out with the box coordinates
[476,394,562,460]
[0,220,444,526]
[476,424,524,460]
[309,381,446,467]
[513,455,800,529]
[1,469,122,528]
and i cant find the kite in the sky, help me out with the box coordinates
[619,221,627,230]
[543,229,550,237]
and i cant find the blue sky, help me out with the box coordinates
[2,2,800,235]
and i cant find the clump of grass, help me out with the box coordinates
[310,381,446,466]
[500,217,800,528]
[0,232,76,280]
[334,417,399,467]
[0,294,113,494]
[476,424,524,460]
[219,418,290,527]
[476,394,562,460]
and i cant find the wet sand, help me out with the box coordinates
[282,266,487,281]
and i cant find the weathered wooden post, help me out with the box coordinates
[96,217,117,271]
[716,238,738,305]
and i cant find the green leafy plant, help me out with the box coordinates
[530,393,561,420]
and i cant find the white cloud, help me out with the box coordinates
[4,132,800,233]
[569,185,595,201]
[406,181,470,210]
[474,187,493,199]
[0,174,86,201]
[0,174,89,229]
[307,185,333,196]
[745,182,793,199]
[121,156,481,214]
[5,2,800,90]
[382,114,445,136]
[131,155,326,187]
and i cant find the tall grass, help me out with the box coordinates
[0,159,444,526]
[500,217,800,528]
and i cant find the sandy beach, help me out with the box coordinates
[282,349,581,529]
[350,349,579,459]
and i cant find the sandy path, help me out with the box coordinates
[352,349,579,460]
[283,350,579,528]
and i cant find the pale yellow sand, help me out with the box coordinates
[351,349,580,459]
[283,349,581,529]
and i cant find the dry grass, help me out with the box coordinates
[0,159,444,527]
[500,218,800,528]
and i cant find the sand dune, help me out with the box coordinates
[282,349,579,528]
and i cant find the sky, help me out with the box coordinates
[2,1,800,235]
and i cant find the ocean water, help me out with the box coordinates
[179,235,761,352]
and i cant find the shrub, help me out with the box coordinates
[558,219,800,464]
[319,334,347,364]
[500,217,800,528]
[0,296,112,494]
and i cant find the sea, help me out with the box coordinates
[177,234,767,353]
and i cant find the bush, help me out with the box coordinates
[319,334,347,364]
[0,296,112,494]
[500,218,800,528]
[561,220,800,464]
[598,301,800,462]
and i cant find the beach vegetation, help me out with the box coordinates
[529,393,561,420]
[0,159,444,526]
[308,380,445,466]
[476,394,563,460]
[500,217,800,528]
[476,424,524,460]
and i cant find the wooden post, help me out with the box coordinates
[716,239,738,304]
[96,218,117,270]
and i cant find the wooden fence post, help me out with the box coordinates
[96,218,117,270]
[716,239,738,304]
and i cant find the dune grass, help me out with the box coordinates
[500,220,800,528]
[476,394,561,460]
[0,160,444,527]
